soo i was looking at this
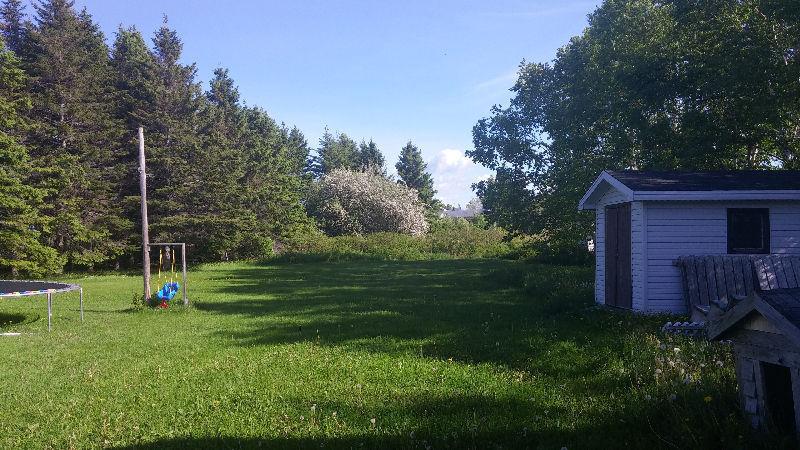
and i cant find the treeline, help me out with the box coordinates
[0,0,315,275]
[0,0,442,276]
[470,0,800,256]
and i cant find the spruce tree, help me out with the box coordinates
[285,125,310,177]
[356,139,386,174]
[110,26,159,264]
[396,141,438,208]
[144,19,203,258]
[241,108,314,250]
[179,67,252,260]
[24,0,127,269]
[309,128,358,177]
[0,0,25,54]
[0,40,62,276]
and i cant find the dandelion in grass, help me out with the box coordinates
[704,396,712,403]
[370,417,376,427]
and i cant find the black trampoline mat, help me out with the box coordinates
[0,280,80,297]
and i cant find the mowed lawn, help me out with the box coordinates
[0,259,768,449]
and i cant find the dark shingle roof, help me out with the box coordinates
[759,288,800,328]
[607,170,800,191]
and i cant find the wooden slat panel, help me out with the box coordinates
[723,256,737,297]
[781,256,798,288]
[753,257,770,290]
[764,257,779,289]
[772,255,789,289]
[696,257,710,306]
[733,257,747,297]
[791,257,800,288]
[704,256,719,304]
[713,255,729,302]
[742,256,755,295]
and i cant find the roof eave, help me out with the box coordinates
[632,190,800,202]
[578,171,634,210]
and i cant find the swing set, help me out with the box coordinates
[148,243,188,308]
[139,123,189,308]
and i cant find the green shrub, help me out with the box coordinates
[274,218,513,262]
[427,217,509,258]
[274,217,592,265]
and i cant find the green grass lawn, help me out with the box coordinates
[0,259,775,449]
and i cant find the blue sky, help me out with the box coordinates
[68,0,599,206]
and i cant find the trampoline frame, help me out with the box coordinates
[0,280,83,331]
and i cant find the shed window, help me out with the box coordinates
[727,208,770,254]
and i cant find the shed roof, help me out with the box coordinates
[608,170,800,191]
[578,170,800,210]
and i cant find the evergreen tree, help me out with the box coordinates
[24,0,127,269]
[0,40,61,276]
[356,139,386,174]
[241,108,314,250]
[285,125,310,177]
[396,141,437,208]
[144,19,204,259]
[111,26,155,131]
[0,0,24,54]
[176,67,252,260]
[309,128,358,177]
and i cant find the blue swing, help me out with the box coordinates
[154,246,180,304]
[156,281,180,301]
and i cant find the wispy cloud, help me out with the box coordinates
[472,69,518,92]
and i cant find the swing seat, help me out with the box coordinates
[156,282,180,301]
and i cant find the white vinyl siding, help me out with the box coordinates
[631,201,646,310]
[643,201,800,313]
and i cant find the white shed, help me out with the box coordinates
[578,170,800,314]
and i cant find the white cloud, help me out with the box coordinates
[435,148,473,171]
[428,148,493,207]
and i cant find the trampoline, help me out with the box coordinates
[0,280,83,331]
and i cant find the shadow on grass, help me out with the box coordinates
[134,259,777,449]
[0,312,40,328]
[194,260,651,381]
[111,392,757,449]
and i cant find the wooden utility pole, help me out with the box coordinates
[138,126,151,301]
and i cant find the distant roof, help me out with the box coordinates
[579,170,800,210]
[607,170,800,191]
[441,208,480,219]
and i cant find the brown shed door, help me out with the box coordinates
[605,203,632,309]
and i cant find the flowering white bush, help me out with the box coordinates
[306,169,429,236]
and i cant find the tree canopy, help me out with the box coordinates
[0,2,318,274]
[470,0,800,249]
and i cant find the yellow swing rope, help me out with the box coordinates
[170,246,176,283]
